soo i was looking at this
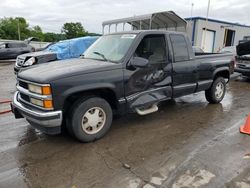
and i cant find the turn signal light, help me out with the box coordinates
[42,86,52,95]
[43,100,53,109]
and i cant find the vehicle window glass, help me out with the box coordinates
[8,43,20,48]
[15,43,23,48]
[135,35,166,64]
[7,43,14,48]
[84,34,136,62]
[170,34,189,62]
[9,43,25,48]
[0,44,5,49]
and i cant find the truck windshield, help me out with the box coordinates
[84,34,136,62]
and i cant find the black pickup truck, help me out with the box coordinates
[11,30,234,142]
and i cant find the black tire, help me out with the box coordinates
[205,77,226,104]
[68,97,113,142]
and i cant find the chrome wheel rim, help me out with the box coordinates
[81,107,106,135]
[215,82,224,99]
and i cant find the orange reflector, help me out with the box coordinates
[43,100,53,108]
[42,86,51,95]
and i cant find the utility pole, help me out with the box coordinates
[202,0,211,51]
[190,2,195,45]
[191,3,194,19]
[17,19,21,40]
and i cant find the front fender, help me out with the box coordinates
[62,83,116,99]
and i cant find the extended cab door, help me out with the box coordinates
[124,34,172,110]
[169,34,200,97]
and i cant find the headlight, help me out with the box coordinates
[28,84,42,94]
[23,57,36,66]
[28,83,53,109]
[30,98,53,109]
[28,84,51,95]
[30,98,44,107]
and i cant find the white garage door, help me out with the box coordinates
[201,29,215,52]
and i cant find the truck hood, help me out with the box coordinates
[18,58,121,83]
[237,41,250,56]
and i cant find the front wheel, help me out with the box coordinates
[68,97,113,142]
[205,77,226,104]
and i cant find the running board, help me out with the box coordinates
[135,104,158,115]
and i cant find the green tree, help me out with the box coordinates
[30,25,44,41]
[0,17,92,42]
[61,22,87,39]
[0,17,29,40]
[43,32,66,42]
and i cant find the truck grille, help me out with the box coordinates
[18,80,28,89]
[20,93,30,103]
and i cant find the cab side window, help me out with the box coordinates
[170,34,189,62]
[7,43,17,48]
[135,35,167,64]
[21,43,27,47]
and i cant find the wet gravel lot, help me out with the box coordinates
[0,61,250,188]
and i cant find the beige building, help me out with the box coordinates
[186,17,250,52]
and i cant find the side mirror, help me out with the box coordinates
[129,57,149,68]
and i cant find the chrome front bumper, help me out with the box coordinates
[11,92,63,133]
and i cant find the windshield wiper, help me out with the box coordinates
[93,51,108,61]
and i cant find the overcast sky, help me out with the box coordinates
[0,0,250,34]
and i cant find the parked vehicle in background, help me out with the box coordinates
[14,36,99,74]
[239,36,250,44]
[35,42,55,52]
[235,41,250,78]
[0,42,35,60]
[11,30,234,142]
[192,46,204,54]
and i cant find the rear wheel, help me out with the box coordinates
[205,77,226,104]
[67,97,113,142]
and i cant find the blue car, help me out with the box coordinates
[14,36,99,74]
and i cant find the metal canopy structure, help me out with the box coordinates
[102,11,187,34]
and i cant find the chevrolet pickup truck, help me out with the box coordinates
[11,30,234,142]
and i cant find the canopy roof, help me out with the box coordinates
[102,11,187,33]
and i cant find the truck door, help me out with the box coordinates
[169,34,200,97]
[124,34,172,110]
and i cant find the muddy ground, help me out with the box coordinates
[0,61,250,188]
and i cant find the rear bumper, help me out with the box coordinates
[11,91,62,134]
[235,67,250,77]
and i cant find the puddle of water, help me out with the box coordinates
[172,169,215,188]
[235,181,250,188]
